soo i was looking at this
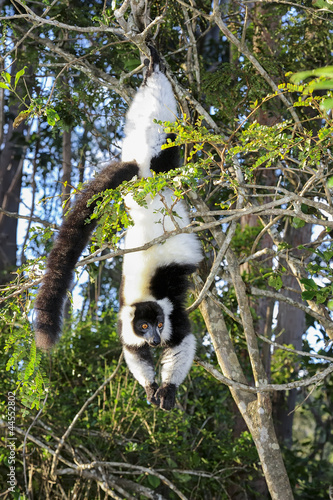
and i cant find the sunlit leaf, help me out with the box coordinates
[14,66,27,89]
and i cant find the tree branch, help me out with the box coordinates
[198,358,333,392]
[9,0,123,35]
[251,286,333,333]
[75,461,189,500]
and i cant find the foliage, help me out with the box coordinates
[0,290,45,411]
[0,66,60,127]
[291,65,333,110]
[1,0,333,498]
[0,311,262,499]
[301,246,333,305]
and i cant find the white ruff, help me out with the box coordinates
[120,306,145,347]
[121,71,177,178]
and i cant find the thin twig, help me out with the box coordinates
[7,0,123,34]
[0,207,57,228]
[76,461,189,500]
[256,333,333,363]
[50,353,124,479]
[23,392,48,500]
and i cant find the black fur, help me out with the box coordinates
[145,381,160,406]
[150,264,196,350]
[155,383,176,411]
[34,161,139,349]
[132,302,164,345]
[132,301,164,325]
[149,263,197,303]
[144,44,166,83]
[150,134,180,174]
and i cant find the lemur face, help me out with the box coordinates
[133,301,164,346]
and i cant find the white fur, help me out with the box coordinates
[120,306,146,347]
[121,70,177,178]
[120,68,202,308]
[123,347,155,387]
[122,190,202,305]
[157,298,173,344]
[161,334,196,386]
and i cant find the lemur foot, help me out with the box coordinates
[145,382,160,407]
[143,44,165,84]
[155,383,177,411]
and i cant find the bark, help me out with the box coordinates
[242,1,307,446]
[199,282,294,500]
[0,58,4,147]
[0,98,28,282]
[240,211,275,379]
[190,192,294,500]
[273,223,312,446]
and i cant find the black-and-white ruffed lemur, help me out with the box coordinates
[34,47,202,411]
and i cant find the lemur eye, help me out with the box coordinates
[158,322,163,329]
[141,323,149,330]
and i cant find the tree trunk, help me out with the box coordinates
[273,223,312,446]
[0,103,28,282]
[199,288,294,500]
[191,192,295,500]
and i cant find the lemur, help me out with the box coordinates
[34,47,202,411]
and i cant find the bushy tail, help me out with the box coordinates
[34,160,139,349]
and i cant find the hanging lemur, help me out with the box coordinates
[34,47,202,411]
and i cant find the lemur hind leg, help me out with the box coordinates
[156,333,196,411]
[123,345,159,406]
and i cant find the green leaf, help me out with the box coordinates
[124,58,141,71]
[166,457,178,468]
[312,0,333,11]
[300,278,317,290]
[14,66,27,89]
[328,299,333,311]
[0,82,9,89]
[291,66,333,84]
[321,97,333,111]
[147,475,160,488]
[291,217,305,228]
[301,290,316,301]
[316,294,327,304]
[1,71,11,84]
[45,108,60,126]
[174,472,192,483]
[268,274,283,291]
[308,79,333,91]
